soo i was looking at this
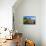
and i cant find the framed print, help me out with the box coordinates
[23,16,36,24]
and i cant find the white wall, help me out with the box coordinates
[13,0,46,46]
[13,0,41,46]
[41,0,46,46]
[0,0,16,30]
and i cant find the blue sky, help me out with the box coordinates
[24,16,36,20]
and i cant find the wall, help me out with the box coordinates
[13,0,41,46]
[0,0,16,30]
[41,0,46,46]
[0,0,16,39]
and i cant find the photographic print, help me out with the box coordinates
[23,16,36,24]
